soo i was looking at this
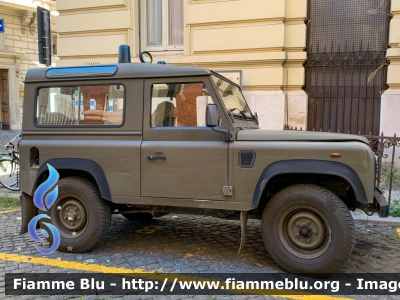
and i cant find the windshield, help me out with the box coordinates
[211,75,254,120]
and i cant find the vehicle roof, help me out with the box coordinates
[25,63,211,83]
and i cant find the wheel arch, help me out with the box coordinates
[32,158,112,202]
[252,159,368,210]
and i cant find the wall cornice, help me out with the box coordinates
[284,18,306,25]
[188,18,284,28]
[242,85,283,91]
[57,6,127,14]
[56,0,127,13]
[388,84,400,88]
[0,0,35,12]
[187,17,306,28]
[169,60,285,68]
[192,48,284,56]
[0,7,23,16]
[0,50,25,58]
[58,29,128,36]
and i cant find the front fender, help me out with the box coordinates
[251,159,368,209]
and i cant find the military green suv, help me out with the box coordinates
[19,48,388,274]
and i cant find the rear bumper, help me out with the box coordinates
[374,188,389,218]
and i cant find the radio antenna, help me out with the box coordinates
[173,46,198,67]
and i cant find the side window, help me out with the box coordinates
[151,82,216,127]
[36,85,124,126]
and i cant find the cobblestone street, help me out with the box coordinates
[1,203,400,300]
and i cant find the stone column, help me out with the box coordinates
[381,0,400,136]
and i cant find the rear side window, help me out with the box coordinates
[36,85,124,126]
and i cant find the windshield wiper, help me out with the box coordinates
[230,108,248,120]
[230,107,258,125]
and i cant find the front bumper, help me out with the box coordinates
[374,188,389,218]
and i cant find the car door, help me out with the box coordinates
[141,77,230,201]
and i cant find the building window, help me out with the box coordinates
[142,0,184,51]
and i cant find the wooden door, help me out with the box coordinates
[0,70,9,129]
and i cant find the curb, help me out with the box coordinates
[352,213,400,226]
[0,190,20,198]
[0,193,19,198]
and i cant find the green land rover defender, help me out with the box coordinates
[19,46,388,274]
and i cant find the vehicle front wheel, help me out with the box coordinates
[40,177,112,253]
[261,184,355,275]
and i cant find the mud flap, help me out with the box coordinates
[20,193,38,234]
[374,188,389,218]
[238,211,248,254]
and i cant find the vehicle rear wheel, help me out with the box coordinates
[40,177,112,253]
[261,184,355,275]
[122,212,153,221]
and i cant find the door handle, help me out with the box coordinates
[147,155,166,161]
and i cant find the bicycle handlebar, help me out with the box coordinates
[9,135,20,144]
[0,132,21,153]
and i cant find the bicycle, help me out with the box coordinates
[0,133,21,191]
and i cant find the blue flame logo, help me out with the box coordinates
[28,164,61,254]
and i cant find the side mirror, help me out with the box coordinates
[206,104,218,127]
[206,104,232,141]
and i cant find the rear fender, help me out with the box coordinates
[32,158,112,201]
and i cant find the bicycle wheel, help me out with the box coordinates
[0,158,20,191]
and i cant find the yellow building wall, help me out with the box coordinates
[183,0,306,91]
[181,0,308,129]
[56,0,309,130]
[0,0,57,129]
[56,0,135,64]
[381,0,400,136]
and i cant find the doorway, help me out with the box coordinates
[0,69,9,129]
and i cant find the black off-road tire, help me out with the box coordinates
[40,177,112,253]
[122,213,153,221]
[261,184,355,275]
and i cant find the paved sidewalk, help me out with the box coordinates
[352,213,400,225]
[0,207,400,299]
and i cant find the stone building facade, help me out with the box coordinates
[55,0,399,135]
[0,0,57,130]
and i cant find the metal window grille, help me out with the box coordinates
[305,0,391,135]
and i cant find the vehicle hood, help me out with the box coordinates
[236,129,369,144]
